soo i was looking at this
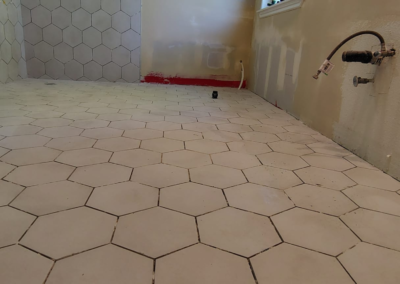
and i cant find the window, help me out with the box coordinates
[258,0,303,18]
[261,0,284,9]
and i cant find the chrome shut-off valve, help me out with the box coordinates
[353,76,374,87]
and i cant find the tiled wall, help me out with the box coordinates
[21,0,141,82]
[0,0,27,83]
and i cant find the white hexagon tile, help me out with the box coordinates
[17,0,141,82]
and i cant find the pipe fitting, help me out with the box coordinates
[353,76,374,87]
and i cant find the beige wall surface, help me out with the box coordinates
[141,0,255,82]
[249,0,400,179]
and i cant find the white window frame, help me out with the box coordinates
[258,0,303,18]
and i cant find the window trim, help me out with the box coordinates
[258,0,303,18]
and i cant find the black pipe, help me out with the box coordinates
[342,50,373,64]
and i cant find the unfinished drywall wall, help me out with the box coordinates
[249,0,400,179]
[0,0,27,83]
[20,0,141,82]
[141,0,255,86]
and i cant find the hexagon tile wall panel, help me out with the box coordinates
[21,0,141,82]
[0,0,28,83]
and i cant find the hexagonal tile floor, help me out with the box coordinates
[113,207,197,258]
[198,207,281,257]
[0,79,399,283]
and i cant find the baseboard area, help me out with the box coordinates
[142,73,246,88]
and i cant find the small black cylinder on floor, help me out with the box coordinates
[212,91,218,99]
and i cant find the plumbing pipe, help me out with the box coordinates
[327,31,385,61]
[313,31,387,79]
[238,60,244,90]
